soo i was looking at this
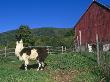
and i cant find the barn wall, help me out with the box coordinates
[75,1,110,47]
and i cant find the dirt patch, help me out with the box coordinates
[52,69,79,82]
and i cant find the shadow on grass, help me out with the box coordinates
[19,63,47,70]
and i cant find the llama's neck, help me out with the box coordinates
[15,41,24,56]
[16,41,24,50]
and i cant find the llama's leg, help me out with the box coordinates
[41,62,45,70]
[24,60,29,71]
[22,53,29,71]
[37,60,41,71]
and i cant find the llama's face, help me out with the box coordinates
[16,39,23,45]
[15,39,24,59]
[19,39,23,44]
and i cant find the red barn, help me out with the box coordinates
[74,1,110,51]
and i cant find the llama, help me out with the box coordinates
[15,37,48,71]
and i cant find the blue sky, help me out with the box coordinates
[0,0,110,32]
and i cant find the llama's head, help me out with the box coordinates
[15,34,23,47]
[16,39,23,45]
[15,35,24,59]
[15,35,23,48]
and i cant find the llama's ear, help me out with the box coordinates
[15,34,22,41]
[20,39,23,43]
[19,34,22,40]
[15,35,18,40]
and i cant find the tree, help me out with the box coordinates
[16,25,35,46]
[64,28,75,37]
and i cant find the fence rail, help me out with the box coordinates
[0,46,72,57]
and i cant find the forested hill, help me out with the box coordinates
[0,27,74,48]
[32,28,72,37]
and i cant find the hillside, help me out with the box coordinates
[32,28,72,37]
[0,27,74,48]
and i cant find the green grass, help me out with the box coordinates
[0,53,104,82]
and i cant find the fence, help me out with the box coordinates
[0,47,15,57]
[0,46,73,57]
[78,44,110,81]
[0,45,109,81]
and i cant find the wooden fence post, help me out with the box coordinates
[47,46,50,54]
[5,47,7,57]
[65,47,66,52]
[79,30,82,52]
[62,46,64,54]
[48,46,52,54]
[96,34,100,66]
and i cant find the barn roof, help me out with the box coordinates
[74,1,110,28]
[95,1,110,11]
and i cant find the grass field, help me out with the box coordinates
[0,53,105,82]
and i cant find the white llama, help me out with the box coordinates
[15,37,48,71]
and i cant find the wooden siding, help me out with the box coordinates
[75,1,110,45]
